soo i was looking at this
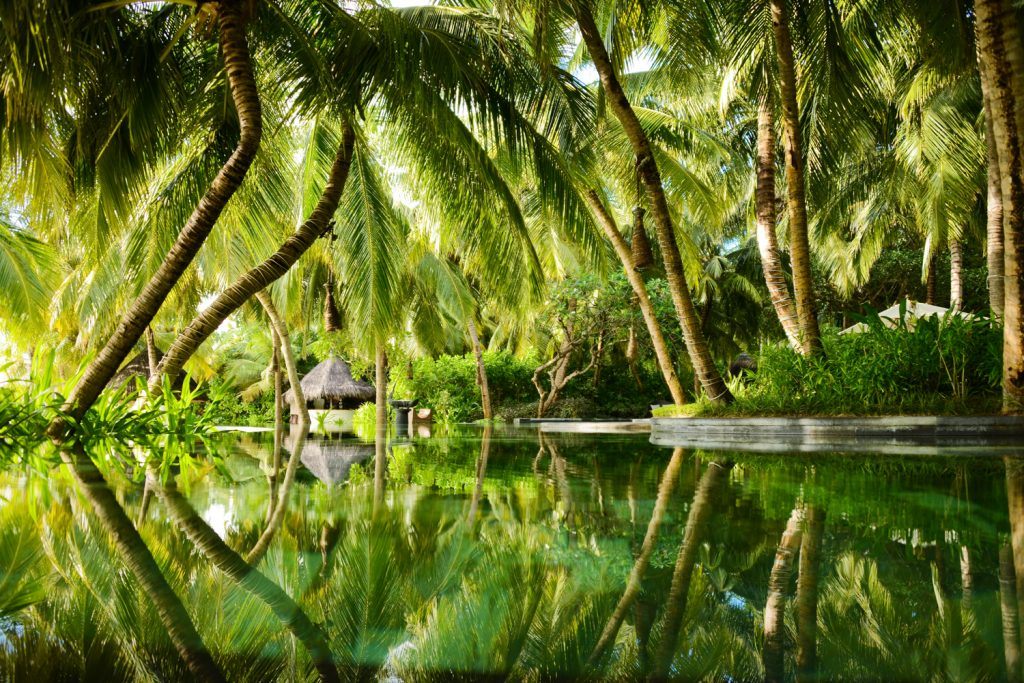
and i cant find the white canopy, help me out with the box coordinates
[839,299,975,335]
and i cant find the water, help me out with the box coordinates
[1,425,1022,681]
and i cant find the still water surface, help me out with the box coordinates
[1,425,1023,681]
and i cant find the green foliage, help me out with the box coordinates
[409,351,537,424]
[687,313,1002,416]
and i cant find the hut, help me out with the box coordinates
[284,357,375,432]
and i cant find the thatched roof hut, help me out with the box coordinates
[284,357,375,412]
[287,433,374,485]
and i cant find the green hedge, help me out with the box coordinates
[686,313,1002,416]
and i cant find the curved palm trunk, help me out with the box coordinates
[976,0,1024,412]
[587,447,686,668]
[255,291,307,427]
[50,0,262,436]
[585,190,686,405]
[763,506,804,683]
[154,477,339,682]
[951,239,964,311]
[61,448,224,682]
[756,100,801,349]
[981,56,1006,318]
[573,3,732,403]
[153,124,356,392]
[770,0,822,356]
[247,428,304,566]
[467,423,493,523]
[648,460,732,681]
[467,318,493,420]
[795,506,824,683]
[999,542,1022,682]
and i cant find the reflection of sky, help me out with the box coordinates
[202,501,232,538]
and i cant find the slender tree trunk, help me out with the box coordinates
[976,0,1024,412]
[588,447,687,668]
[1006,457,1024,656]
[467,424,493,523]
[145,326,159,381]
[981,54,1007,318]
[266,329,283,523]
[648,460,733,681]
[770,0,822,356]
[155,476,339,682]
[573,4,732,403]
[951,239,964,311]
[584,188,685,405]
[764,506,804,683]
[61,448,224,682]
[467,318,493,420]
[756,99,801,349]
[374,345,387,511]
[248,432,303,566]
[1000,542,1022,682]
[49,0,262,437]
[153,123,356,392]
[255,291,307,426]
[927,251,938,305]
[795,506,824,683]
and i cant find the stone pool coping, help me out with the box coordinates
[650,415,1024,455]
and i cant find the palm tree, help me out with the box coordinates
[769,0,822,355]
[571,1,732,403]
[975,0,1024,412]
[763,505,803,683]
[584,189,686,405]
[51,0,263,432]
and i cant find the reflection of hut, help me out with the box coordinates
[283,357,375,431]
[287,433,374,486]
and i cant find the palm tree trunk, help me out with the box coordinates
[248,428,305,566]
[951,238,964,311]
[153,123,356,392]
[49,0,262,436]
[927,251,938,305]
[976,0,1024,412]
[145,326,159,381]
[1000,542,1022,682]
[764,506,804,683]
[648,460,733,681]
[1006,457,1024,656]
[981,54,1007,318]
[467,318,493,420]
[587,447,686,668]
[155,477,339,682]
[770,0,822,356]
[467,424,493,523]
[584,189,686,405]
[255,291,307,427]
[795,506,824,683]
[374,345,388,511]
[61,448,224,682]
[756,99,801,349]
[573,3,732,403]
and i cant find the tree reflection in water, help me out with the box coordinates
[0,430,1022,681]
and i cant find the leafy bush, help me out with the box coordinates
[684,312,1002,416]
[409,351,537,423]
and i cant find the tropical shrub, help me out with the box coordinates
[678,312,1002,416]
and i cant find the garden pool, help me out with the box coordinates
[1,425,1022,681]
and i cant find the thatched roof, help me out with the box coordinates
[287,433,374,485]
[284,357,375,405]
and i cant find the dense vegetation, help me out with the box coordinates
[1,0,1024,431]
